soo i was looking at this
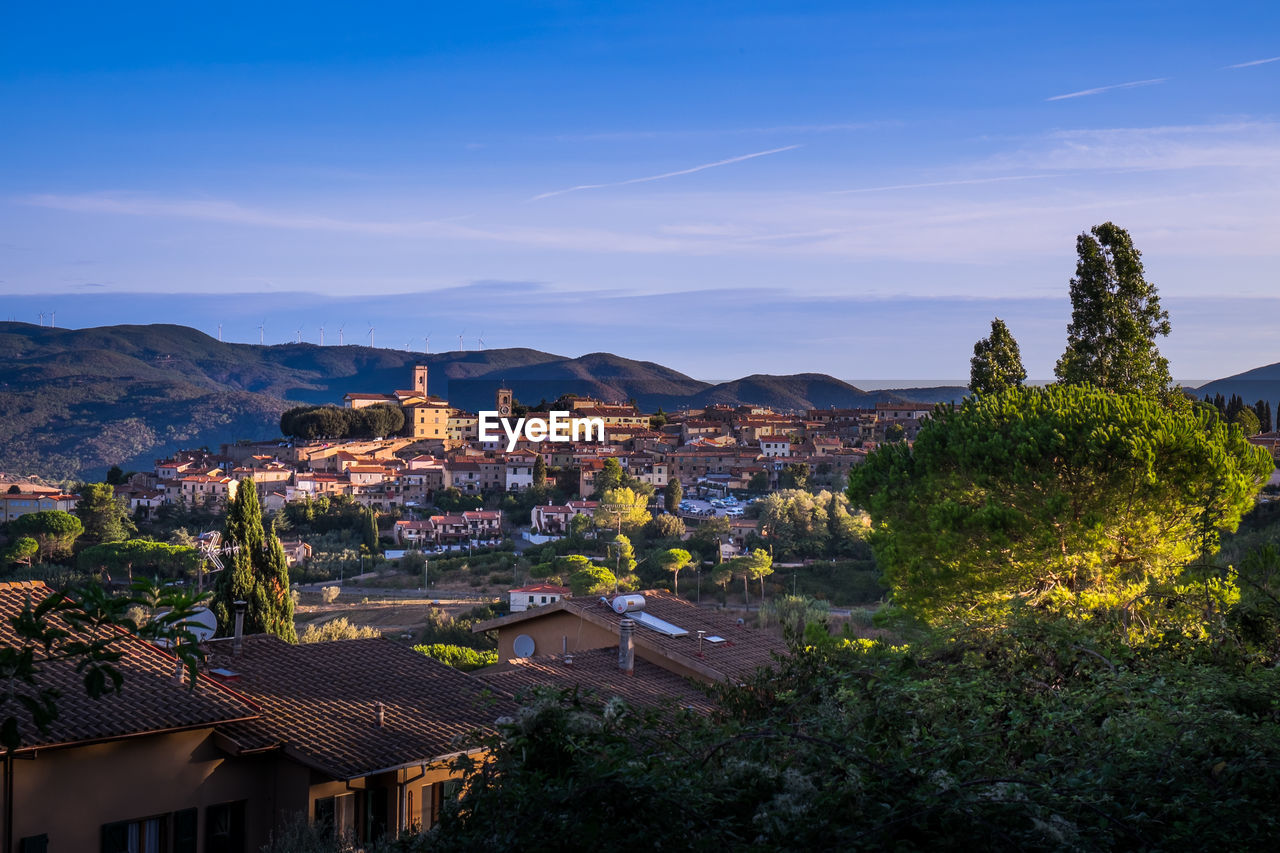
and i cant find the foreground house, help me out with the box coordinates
[473,590,786,685]
[204,635,512,844]
[1,582,509,852]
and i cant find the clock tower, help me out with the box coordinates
[496,387,513,417]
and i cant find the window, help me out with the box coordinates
[314,793,355,840]
[173,809,197,853]
[205,801,245,853]
[101,816,165,853]
[18,835,48,853]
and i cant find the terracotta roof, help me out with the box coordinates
[474,591,787,684]
[476,649,716,714]
[206,636,513,779]
[0,582,258,752]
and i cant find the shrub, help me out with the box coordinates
[413,643,499,671]
[320,585,340,604]
[299,617,380,643]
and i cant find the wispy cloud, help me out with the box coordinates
[1046,78,1166,101]
[527,145,801,201]
[1226,56,1280,69]
[829,173,1062,194]
[548,122,888,142]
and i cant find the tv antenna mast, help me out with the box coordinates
[195,531,240,592]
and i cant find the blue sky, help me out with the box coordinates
[2,1,1277,382]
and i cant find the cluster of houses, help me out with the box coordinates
[99,365,932,527]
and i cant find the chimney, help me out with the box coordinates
[618,616,635,676]
[375,701,386,728]
[233,600,247,656]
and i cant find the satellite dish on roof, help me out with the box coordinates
[151,606,218,646]
[513,634,535,658]
[182,607,218,643]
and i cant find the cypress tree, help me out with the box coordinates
[1055,222,1172,395]
[363,508,380,553]
[213,480,297,642]
[969,317,1027,396]
[533,453,547,487]
[1254,399,1272,433]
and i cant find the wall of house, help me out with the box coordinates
[495,611,617,659]
[10,728,281,852]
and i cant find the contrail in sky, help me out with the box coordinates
[529,145,801,201]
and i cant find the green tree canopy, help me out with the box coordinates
[2,537,38,567]
[658,548,693,597]
[1233,407,1261,436]
[75,482,136,546]
[663,478,682,512]
[533,453,547,487]
[1054,222,1172,395]
[594,487,652,535]
[569,563,617,597]
[77,540,202,580]
[212,481,296,642]
[10,511,82,562]
[969,317,1026,396]
[594,458,624,496]
[847,384,1273,630]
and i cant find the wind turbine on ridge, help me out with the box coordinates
[319,325,325,346]
[368,323,375,349]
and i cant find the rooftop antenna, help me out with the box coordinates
[458,330,465,352]
[319,325,324,346]
[368,323,375,349]
[338,325,345,346]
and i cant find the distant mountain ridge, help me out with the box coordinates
[1193,361,1280,409]
[0,322,966,480]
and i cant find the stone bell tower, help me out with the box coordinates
[496,387,513,416]
[413,364,429,396]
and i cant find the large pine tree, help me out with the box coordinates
[1054,222,1172,395]
[213,480,296,642]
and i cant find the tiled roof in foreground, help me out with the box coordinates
[0,581,258,752]
[476,648,718,715]
[475,590,788,684]
[207,636,514,780]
